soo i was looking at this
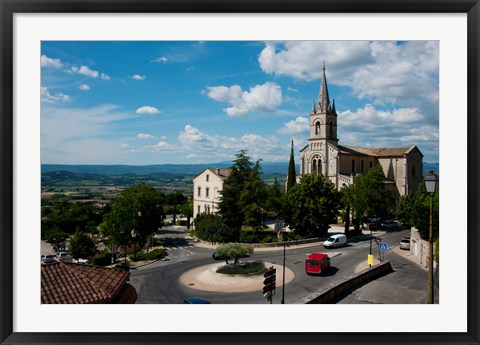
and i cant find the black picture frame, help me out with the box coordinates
[1,1,479,344]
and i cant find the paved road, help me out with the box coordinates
[129,226,426,304]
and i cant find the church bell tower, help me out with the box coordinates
[301,63,339,179]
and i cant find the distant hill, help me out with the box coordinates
[41,162,296,176]
[42,161,438,178]
[423,162,439,176]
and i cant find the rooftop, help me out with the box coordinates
[41,262,135,304]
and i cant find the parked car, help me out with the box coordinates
[381,220,398,230]
[41,254,55,263]
[305,253,330,275]
[183,297,211,304]
[56,251,71,262]
[323,234,347,248]
[77,258,90,264]
[399,237,411,250]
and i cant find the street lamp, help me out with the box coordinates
[131,228,137,261]
[424,171,438,304]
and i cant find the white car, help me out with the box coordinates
[56,251,71,262]
[399,237,411,250]
[41,254,55,263]
[323,234,347,248]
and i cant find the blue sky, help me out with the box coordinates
[41,41,439,165]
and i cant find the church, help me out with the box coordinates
[299,65,424,197]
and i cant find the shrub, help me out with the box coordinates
[216,261,265,275]
[129,248,166,262]
[91,253,113,266]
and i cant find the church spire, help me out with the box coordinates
[318,62,330,112]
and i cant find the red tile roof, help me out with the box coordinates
[41,262,132,304]
[339,145,414,157]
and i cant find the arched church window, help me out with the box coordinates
[329,120,334,137]
[315,122,320,135]
[312,159,317,174]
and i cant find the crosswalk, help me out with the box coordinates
[164,245,194,251]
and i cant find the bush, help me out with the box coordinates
[129,248,166,262]
[91,253,113,266]
[216,261,265,275]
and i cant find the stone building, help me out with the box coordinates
[192,168,230,219]
[299,64,423,197]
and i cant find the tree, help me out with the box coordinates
[218,150,254,241]
[68,231,97,259]
[166,192,187,225]
[193,213,233,243]
[101,183,165,254]
[342,164,395,232]
[396,182,439,240]
[181,196,193,229]
[282,173,341,238]
[215,243,254,265]
[265,177,284,218]
[286,139,296,193]
[42,226,68,248]
[240,161,268,230]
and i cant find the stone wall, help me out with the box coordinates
[294,261,393,304]
[410,227,431,268]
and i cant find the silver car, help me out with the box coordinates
[399,237,411,250]
[41,253,55,263]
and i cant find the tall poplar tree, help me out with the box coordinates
[286,139,296,193]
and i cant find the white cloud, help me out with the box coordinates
[130,74,146,80]
[41,55,64,69]
[151,141,175,151]
[136,106,160,115]
[41,87,71,103]
[41,104,133,163]
[120,143,130,148]
[177,125,286,162]
[178,125,209,144]
[258,41,438,110]
[151,57,168,63]
[279,116,309,135]
[70,65,110,80]
[287,87,298,92]
[137,133,156,139]
[340,104,425,127]
[79,84,90,91]
[203,82,283,116]
[78,66,99,78]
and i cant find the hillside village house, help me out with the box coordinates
[192,168,230,220]
[192,65,423,220]
[299,64,423,197]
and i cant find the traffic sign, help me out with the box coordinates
[375,237,382,245]
[379,242,388,251]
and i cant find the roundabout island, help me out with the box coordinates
[179,262,295,293]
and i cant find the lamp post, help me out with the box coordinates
[281,232,286,304]
[424,171,438,304]
[131,228,137,261]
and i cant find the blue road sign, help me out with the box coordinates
[379,242,388,252]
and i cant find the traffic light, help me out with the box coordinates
[263,267,276,294]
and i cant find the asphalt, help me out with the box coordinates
[42,227,436,304]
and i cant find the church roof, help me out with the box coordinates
[339,145,419,157]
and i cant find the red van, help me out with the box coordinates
[305,253,330,275]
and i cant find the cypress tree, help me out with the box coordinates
[286,139,296,192]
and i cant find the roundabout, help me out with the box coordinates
[179,262,295,293]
